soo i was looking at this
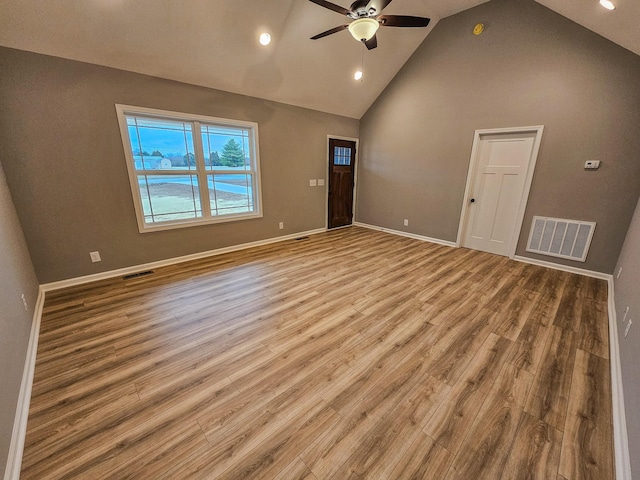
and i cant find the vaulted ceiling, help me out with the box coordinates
[1,0,638,119]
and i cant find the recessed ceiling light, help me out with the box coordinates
[259,33,271,46]
[599,0,616,10]
[354,70,363,81]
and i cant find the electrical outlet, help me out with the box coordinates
[90,251,101,263]
[21,293,28,311]
[279,222,284,230]
[617,266,623,279]
[584,160,600,170]
[403,219,409,226]
[624,319,633,338]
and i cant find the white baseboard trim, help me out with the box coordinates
[353,222,457,248]
[607,278,632,480]
[513,255,610,280]
[41,228,326,292]
[4,287,45,480]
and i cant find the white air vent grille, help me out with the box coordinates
[526,216,596,262]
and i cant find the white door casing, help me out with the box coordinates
[457,126,544,258]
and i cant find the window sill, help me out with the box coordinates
[137,211,263,233]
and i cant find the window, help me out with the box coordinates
[333,146,352,165]
[115,105,262,232]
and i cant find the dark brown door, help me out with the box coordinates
[328,138,356,229]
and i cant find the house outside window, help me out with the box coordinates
[115,105,263,232]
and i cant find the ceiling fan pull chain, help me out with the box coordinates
[360,42,365,82]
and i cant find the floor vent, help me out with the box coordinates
[123,270,154,280]
[295,236,309,241]
[526,216,596,262]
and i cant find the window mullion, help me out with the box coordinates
[192,121,211,219]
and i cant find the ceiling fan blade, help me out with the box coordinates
[310,24,349,40]
[365,0,393,15]
[307,0,351,16]
[378,15,431,27]
[365,34,378,50]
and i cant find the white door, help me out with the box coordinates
[461,130,540,257]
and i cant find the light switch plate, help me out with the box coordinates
[317,179,325,186]
[309,179,317,187]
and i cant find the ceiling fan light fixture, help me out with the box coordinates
[348,18,379,42]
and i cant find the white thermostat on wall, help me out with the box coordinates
[584,160,601,170]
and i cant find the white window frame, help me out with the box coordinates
[115,104,263,233]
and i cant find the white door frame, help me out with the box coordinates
[325,135,359,230]
[456,125,544,258]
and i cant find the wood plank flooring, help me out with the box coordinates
[21,226,615,479]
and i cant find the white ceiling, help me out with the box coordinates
[1,0,638,119]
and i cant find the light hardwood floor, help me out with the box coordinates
[21,226,614,479]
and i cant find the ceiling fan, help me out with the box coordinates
[308,0,430,50]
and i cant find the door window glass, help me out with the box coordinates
[333,146,351,165]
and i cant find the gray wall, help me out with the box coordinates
[357,0,640,274]
[614,195,640,478]
[0,47,359,283]
[0,161,39,474]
